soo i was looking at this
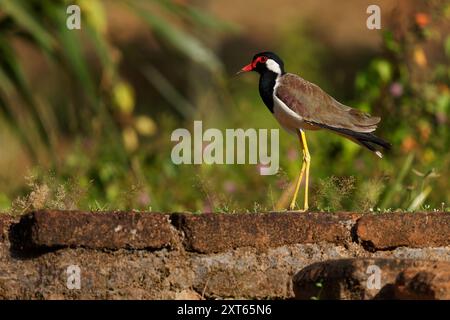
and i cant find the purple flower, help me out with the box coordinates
[389,82,403,97]
[137,191,151,207]
[202,201,212,213]
[223,180,237,193]
[436,112,447,125]
[276,178,288,190]
[287,147,298,161]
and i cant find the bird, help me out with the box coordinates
[237,51,391,212]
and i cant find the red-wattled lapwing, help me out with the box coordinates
[237,51,390,212]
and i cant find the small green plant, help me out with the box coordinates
[313,176,355,212]
[353,179,384,212]
[310,280,324,300]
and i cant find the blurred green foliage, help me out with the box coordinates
[0,0,449,214]
[351,3,450,211]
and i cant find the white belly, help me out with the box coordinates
[273,95,309,134]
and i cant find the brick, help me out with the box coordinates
[0,214,14,242]
[27,210,175,250]
[293,258,450,300]
[356,212,450,250]
[173,212,359,253]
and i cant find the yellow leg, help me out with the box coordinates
[289,130,310,212]
[289,132,306,210]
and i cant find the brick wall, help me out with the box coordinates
[0,211,449,299]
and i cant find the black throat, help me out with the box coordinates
[258,71,279,113]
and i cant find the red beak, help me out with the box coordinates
[236,62,254,75]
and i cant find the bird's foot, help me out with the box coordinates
[288,202,309,213]
[289,201,296,211]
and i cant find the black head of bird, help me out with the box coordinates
[237,52,285,75]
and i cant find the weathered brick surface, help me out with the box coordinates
[0,214,14,242]
[173,212,360,253]
[27,210,175,250]
[0,216,5,242]
[394,266,450,299]
[293,258,450,300]
[1,211,450,299]
[5,211,450,253]
[356,212,450,250]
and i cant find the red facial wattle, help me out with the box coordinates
[238,56,268,73]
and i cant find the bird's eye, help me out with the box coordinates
[259,56,268,63]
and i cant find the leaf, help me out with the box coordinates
[0,193,11,211]
[436,93,450,113]
[382,31,400,54]
[1,0,55,51]
[379,153,414,208]
[445,35,450,58]
[142,65,196,118]
[373,59,392,82]
[0,35,50,150]
[135,116,157,136]
[128,1,222,73]
[0,64,14,93]
[156,0,237,32]
[0,71,40,160]
[84,24,116,87]
[122,127,139,152]
[408,186,432,211]
[0,35,34,105]
[78,0,108,34]
[413,47,427,67]
[43,4,97,105]
[113,81,135,114]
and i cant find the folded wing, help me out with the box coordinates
[275,73,380,133]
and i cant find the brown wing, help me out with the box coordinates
[275,73,380,133]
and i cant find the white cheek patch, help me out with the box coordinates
[266,59,282,75]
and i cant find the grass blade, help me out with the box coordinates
[142,65,196,118]
[379,153,414,208]
[127,1,222,73]
[0,0,55,51]
[408,186,432,211]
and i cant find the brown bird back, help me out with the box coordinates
[275,73,380,133]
